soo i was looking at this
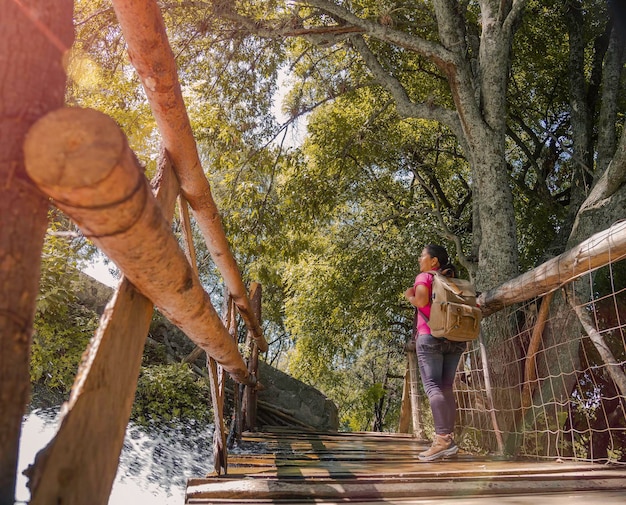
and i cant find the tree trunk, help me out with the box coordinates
[531,12,626,455]
[0,2,73,503]
[441,2,521,441]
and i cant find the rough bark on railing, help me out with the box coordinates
[24,106,252,385]
[25,149,179,505]
[479,219,626,316]
[109,0,267,352]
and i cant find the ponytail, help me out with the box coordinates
[424,244,456,278]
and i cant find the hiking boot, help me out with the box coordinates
[418,434,459,462]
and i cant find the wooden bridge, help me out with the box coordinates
[5,1,626,504]
[184,428,626,504]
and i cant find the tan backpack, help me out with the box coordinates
[418,270,482,342]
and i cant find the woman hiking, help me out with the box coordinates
[404,244,466,462]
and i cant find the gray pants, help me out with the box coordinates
[416,333,466,435]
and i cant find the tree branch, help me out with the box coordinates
[502,0,529,35]
[212,0,363,43]
[349,35,463,139]
[301,0,454,67]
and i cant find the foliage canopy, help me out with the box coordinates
[34,0,626,432]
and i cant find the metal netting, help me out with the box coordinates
[453,233,626,464]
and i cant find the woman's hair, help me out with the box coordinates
[424,244,457,278]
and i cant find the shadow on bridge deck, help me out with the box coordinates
[185,428,626,504]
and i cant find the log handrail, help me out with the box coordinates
[109,0,267,352]
[478,219,626,316]
[24,107,253,385]
[24,148,180,505]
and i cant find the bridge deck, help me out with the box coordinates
[185,428,626,504]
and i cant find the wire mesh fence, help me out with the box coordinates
[453,223,626,464]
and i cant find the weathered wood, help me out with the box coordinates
[187,478,626,502]
[521,292,554,413]
[26,150,179,505]
[398,364,412,433]
[479,219,626,316]
[23,106,251,384]
[477,333,504,454]
[109,0,267,352]
[177,194,229,476]
[179,195,198,271]
[182,345,205,364]
[406,346,425,439]
[185,430,626,504]
[243,283,262,431]
[209,291,240,475]
[0,3,73,504]
[207,356,227,476]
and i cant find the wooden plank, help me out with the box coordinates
[186,430,626,504]
[184,492,626,505]
[187,474,626,501]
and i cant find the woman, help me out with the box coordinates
[404,244,466,462]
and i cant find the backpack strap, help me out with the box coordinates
[415,271,435,326]
[428,269,463,295]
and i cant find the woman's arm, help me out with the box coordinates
[404,284,430,308]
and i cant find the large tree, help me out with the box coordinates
[209,2,530,430]
[207,0,626,438]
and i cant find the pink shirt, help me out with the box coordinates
[414,271,434,336]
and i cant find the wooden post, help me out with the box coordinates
[243,283,262,432]
[521,292,554,414]
[398,363,412,433]
[24,107,252,385]
[208,355,227,475]
[227,297,244,445]
[109,0,267,352]
[177,195,229,475]
[25,150,179,505]
[404,341,426,439]
[478,332,505,454]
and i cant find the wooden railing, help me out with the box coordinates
[19,1,269,503]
